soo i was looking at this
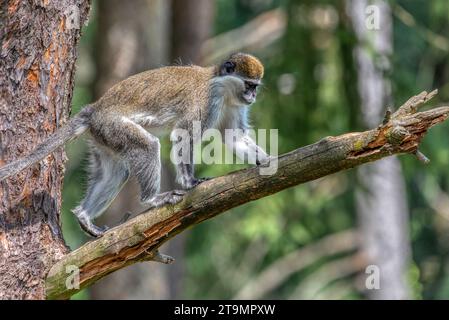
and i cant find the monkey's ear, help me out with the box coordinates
[219,61,236,76]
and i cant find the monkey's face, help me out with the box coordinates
[241,79,260,105]
[219,52,264,105]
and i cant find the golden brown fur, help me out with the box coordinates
[228,53,264,80]
[95,65,215,115]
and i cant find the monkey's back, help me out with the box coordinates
[93,65,216,116]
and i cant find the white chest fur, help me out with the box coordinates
[206,76,247,130]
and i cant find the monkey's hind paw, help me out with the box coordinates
[144,190,186,209]
[77,215,109,238]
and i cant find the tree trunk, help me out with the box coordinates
[0,0,90,299]
[171,0,215,63]
[348,0,412,299]
[93,0,170,98]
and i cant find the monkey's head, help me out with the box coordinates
[219,53,264,105]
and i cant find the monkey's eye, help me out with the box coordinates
[245,82,258,91]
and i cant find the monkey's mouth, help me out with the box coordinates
[242,93,256,105]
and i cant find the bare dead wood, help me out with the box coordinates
[45,90,449,299]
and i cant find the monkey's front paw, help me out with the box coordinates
[256,156,273,166]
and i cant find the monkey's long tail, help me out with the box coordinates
[0,105,94,182]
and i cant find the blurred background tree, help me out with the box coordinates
[63,0,449,299]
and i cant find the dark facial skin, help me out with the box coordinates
[242,79,260,104]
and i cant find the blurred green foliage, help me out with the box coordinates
[63,0,449,299]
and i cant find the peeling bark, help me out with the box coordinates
[0,0,90,299]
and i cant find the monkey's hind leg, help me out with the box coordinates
[73,144,130,237]
[124,135,186,210]
[91,115,185,214]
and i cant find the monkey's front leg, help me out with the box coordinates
[176,162,210,189]
[171,133,209,189]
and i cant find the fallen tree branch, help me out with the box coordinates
[46,90,449,299]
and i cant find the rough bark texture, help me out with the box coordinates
[45,90,449,299]
[349,0,411,299]
[0,0,90,299]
